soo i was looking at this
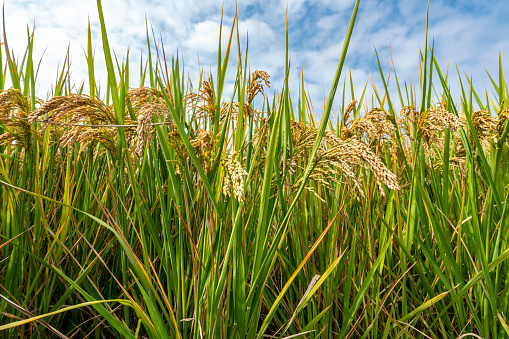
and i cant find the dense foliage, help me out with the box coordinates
[1,1,509,338]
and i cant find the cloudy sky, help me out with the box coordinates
[3,0,508,114]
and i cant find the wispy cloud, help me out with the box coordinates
[3,0,508,113]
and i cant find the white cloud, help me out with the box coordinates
[1,0,508,114]
[185,20,226,53]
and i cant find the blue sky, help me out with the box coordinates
[4,0,508,114]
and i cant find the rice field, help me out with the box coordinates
[1,1,509,338]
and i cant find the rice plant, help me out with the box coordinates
[1,1,509,338]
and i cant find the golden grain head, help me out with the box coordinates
[200,80,216,119]
[247,70,270,104]
[133,102,172,158]
[0,88,29,118]
[0,89,37,150]
[345,108,395,144]
[61,126,117,158]
[470,110,497,153]
[338,101,357,133]
[284,121,400,198]
[400,106,419,123]
[135,109,152,158]
[430,102,463,131]
[223,156,248,202]
[472,110,497,137]
[127,87,167,108]
[191,129,215,172]
[28,94,115,125]
[218,101,240,122]
[497,106,509,136]
[409,103,464,150]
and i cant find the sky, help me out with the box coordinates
[3,0,508,115]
